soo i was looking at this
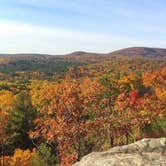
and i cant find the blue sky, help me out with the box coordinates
[0,0,166,54]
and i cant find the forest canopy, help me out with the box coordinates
[0,51,165,166]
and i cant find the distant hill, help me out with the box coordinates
[0,47,165,74]
[0,47,166,62]
[110,47,166,58]
[63,47,166,61]
[65,47,166,59]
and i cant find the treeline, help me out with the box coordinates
[0,64,165,165]
[0,56,165,82]
[0,59,83,74]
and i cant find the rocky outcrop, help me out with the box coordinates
[73,138,166,166]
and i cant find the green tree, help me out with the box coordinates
[31,143,57,166]
[6,91,36,150]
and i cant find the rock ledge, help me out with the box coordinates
[73,138,166,166]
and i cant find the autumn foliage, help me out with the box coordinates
[0,61,165,165]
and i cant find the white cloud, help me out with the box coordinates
[0,19,165,54]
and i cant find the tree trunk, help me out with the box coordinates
[125,133,129,145]
[1,141,4,166]
[110,137,114,147]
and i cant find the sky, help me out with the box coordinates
[0,0,166,54]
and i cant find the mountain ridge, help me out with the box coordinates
[0,47,165,65]
[1,47,166,58]
[110,47,166,57]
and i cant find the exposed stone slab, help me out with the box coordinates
[73,138,166,166]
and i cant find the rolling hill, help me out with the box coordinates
[0,47,165,76]
[1,47,166,62]
[110,47,166,58]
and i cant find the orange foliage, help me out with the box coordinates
[143,66,166,101]
[0,90,15,142]
[30,73,108,165]
[114,90,144,138]
[4,149,36,166]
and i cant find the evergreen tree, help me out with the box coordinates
[6,91,36,150]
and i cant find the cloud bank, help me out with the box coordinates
[1,19,165,54]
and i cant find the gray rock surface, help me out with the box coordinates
[73,138,166,166]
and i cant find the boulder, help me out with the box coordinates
[73,138,166,166]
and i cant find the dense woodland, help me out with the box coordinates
[0,49,166,166]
